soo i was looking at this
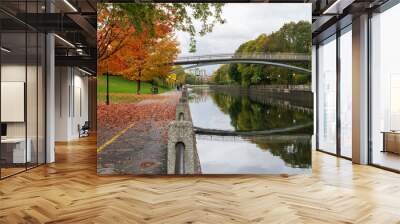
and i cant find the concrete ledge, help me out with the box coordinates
[167,121,196,174]
[175,103,186,121]
[179,88,188,103]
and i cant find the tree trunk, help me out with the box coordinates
[137,79,141,94]
[136,69,142,94]
[106,72,110,105]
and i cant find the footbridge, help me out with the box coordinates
[173,53,311,74]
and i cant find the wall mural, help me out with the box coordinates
[97,3,313,175]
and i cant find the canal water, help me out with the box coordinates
[188,87,313,174]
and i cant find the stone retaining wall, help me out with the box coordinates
[167,88,201,174]
[210,85,313,109]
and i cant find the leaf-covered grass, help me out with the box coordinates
[97,75,172,94]
[97,92,180,146]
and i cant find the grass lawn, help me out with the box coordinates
[97,75,172,94]
[97,93,141,104]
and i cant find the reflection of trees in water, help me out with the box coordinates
[188,89,211,103]
[211,92,313,132]
[190,89,312,168]
[197,134,312,169]
[245,136,311,168]
[210,91,313,168]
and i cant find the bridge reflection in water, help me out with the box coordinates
[196,134,311,143]
[188,87,313,174]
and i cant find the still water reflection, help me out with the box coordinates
[188,87,313,174]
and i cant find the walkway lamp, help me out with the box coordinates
[106,62,110,105]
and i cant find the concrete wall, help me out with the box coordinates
[167,121,197,174]
[352,14,369,164]
[45,6,55,163]
[88,77,97,131]
[54,67,89,141]
[167,89,201,174]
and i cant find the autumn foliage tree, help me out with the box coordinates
[97,3,225,58]
[97,4,134,65]
[97,3,225,94]
[98,4,179,93]
[114,25,179,94]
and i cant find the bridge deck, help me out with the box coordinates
[175,52,311,64]
[172,53,311,73]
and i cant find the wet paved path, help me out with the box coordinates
[97,92,180,175]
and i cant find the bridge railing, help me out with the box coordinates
[175,52,311,62]
[250,84,311,91]
[233,52,310,61]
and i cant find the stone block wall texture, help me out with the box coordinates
[167,90,201,174]
[167,121,197,174]
[175,103,190,121]
[210,85,313,109]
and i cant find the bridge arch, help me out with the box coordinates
[178,60,311,74]
[171,52,311,74]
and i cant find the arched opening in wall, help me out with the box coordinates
[175,142,185,174]
[178,112,184,121]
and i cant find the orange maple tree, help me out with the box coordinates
[97,4,179,94]
[97,4,134,64]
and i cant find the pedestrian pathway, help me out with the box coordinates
[97,92,180,175]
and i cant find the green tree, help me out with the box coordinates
[213,21,311,86]
[173,66,188,85]
[228,63,240,83]
[212,65,231,84]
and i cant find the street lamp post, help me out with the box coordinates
[106,63,110,105]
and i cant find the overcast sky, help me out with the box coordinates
[175,3,311,75]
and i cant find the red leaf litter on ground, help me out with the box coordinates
[97,92,180,146]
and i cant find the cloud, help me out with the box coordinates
[175,3,311,74]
